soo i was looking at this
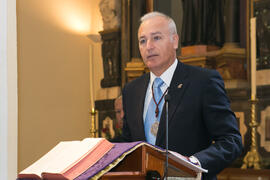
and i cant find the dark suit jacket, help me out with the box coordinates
[121,61,242,180]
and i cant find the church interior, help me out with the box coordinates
[1,0,270,179]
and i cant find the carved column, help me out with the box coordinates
[215,0,246,82]
[224,0,240,46]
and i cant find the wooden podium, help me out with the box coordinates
[101,145,197,180]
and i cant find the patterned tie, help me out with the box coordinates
[145,77,165,145]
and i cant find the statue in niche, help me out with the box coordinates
[181,0,224,47]
[108,57,113,76]
[101,116,115,139]
[100,35,121,88]
[99,0,121,30]
[103,50,113,77]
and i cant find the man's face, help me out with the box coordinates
[138,16,179,76]
[114,98,124,128]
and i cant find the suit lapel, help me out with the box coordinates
[136,73,150,140]
[156,62,190,145]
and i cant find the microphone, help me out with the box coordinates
[163,92,170,180]
[146,170,161,180]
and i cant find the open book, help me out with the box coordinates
[18,140,207,180]
[18,138,114,180]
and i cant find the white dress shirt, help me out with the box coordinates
[143,59,178,122]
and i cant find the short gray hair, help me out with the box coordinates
[140,11,177,35]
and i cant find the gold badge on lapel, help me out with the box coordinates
[177,83,183,89]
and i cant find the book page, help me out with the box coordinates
[19,138,104,177]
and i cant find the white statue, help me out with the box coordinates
[99,0,121,30]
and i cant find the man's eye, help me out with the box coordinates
[139,39,146,45]
[154,36,161,41]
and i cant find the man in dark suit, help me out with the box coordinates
[121,11,242,179]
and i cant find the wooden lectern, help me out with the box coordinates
[101,145,197,180]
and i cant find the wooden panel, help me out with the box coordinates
[145,148,165,175]
[102,144,197,179]
[111,146,144,172]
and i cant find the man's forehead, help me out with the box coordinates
[138,31,162,38]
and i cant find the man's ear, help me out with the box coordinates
[172,34,179,50]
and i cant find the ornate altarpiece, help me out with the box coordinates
[96,0,270,171]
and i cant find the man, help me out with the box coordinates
[121,12,242,179]
[114,95,124,138]
[114,95,124,129]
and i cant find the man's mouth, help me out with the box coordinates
[147,54,158,59]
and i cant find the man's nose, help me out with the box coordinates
[146,39,154,50]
